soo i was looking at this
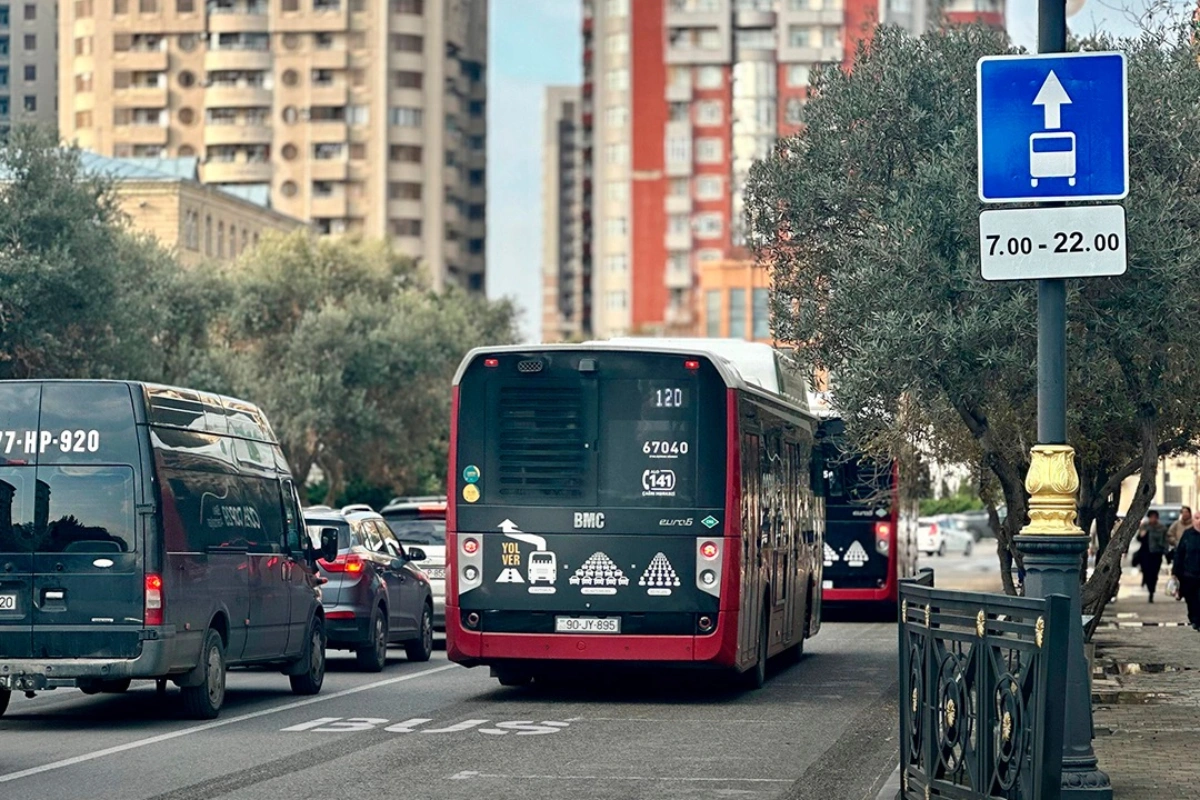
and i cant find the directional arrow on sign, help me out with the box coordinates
[1033,70,1072,129]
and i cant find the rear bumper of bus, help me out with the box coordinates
[445,605,738,668]
[823,586,897,606]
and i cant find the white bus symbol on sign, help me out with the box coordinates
[528,551,557,585]
[1030,131,1076,187]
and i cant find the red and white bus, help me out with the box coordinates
[815,416,918,614]
[445,340,825,688]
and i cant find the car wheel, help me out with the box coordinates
[180,628,226,720]
[404,602,434,663]
[0,689,10,717]
[289,617,327,696]
[937,542,947,557]
[356,607,388,673]
[964,541,974,557]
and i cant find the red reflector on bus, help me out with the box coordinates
[874,522,892,539]
[463,538,480,555]
[484,358,499,368]
[684,360,700,371]
[700,541,719,559]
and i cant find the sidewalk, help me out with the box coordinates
[1089,565,1200,798]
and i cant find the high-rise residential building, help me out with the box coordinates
[58,0,488,291]
[572,0,1003,340]
[0,1,59,138]
[541,85,587,342]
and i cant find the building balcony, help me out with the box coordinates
[665,230,692,250]
[665,265,693,289]
[115,86,168,108]
[391,52,424,72]
[735,10,776,27]
[665,194,692,214]
[204,124,272,145]
[665,159,693,178]
[388,199,423,219]
[309,120,348,143]
[309,48,349,70]
[204,49,271,72]
[113,125,169,146]
[389,12,424,35]
[204,85,272,108]
[666,80,693,102]
[274,7,347,32]
[387,162,424,182]
[311,193,348,218]
[203,160,272,184]
[309,84,348,107]
[779,8,844,25]
[207,11,269,34]
[388,126,422,146]
[310,159,349,181]
[113,50,169,71]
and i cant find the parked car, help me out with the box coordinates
[918,517,946,556]
[934,516,975,556]
[0,381,339,720]
[303,506,434,671]
[380,497,447,631]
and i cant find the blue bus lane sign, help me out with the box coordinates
[976,51,1129,281]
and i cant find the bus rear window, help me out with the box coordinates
[598,379,698,507]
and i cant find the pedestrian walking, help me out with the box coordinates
[1168,505,1191,557]
[1171,516,1200,630]
[1137,510,1170,602]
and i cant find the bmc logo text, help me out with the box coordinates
[573,512,606,529]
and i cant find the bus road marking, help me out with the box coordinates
[279,717,572,736]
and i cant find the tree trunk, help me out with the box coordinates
[1081,417,1159,639]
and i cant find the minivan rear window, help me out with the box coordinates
[0,465,137,553]
[0,382,139,467]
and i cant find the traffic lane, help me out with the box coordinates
[169,622,898,800]
[918,542,1005,592]
[0,649,463,796]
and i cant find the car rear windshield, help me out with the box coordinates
[382,517,445,545]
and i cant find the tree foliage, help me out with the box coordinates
[745,24,1200,630]
[0,128,519,501]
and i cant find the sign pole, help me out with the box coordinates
[1016,0,1113,796]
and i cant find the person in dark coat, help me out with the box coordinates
[1171,516,1200,630]
[1137,510,1170,602]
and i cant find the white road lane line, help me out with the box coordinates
[0,663,458,785]
[448,771,794,783]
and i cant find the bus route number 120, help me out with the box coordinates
[655,388,683,408]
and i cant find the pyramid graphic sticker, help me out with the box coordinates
[823,543,840,566]
[845,541,870,568]
[638,552,681,596]
[568,552,629,595]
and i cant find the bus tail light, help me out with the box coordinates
[695,538,724,598]
[874,522,892,555]
[458,536,483,596]
[462,538,479,555]
[145,573,164,626]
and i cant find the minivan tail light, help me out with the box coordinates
[145,573,164,626]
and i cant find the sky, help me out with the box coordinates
[485,0,1181,343]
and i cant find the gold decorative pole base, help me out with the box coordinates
[1021,444,1084,536]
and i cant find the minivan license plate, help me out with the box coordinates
[554,616,619,634]
[0,594,16,611]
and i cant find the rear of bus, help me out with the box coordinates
[0,381,162,704]
[446,347,737,676]
[818,418,912,611]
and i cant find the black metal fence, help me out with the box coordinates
[898,574,1070,800]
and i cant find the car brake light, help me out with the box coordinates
[462,538,479,555]
[320,554,364,574]
[145,573,164,626]
[685,360,700,371]
[700,541,719,559]
[484,358,499,368]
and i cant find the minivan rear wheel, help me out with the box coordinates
[289,617,327,695]
[355,607,388,672]
[181,629,226,720]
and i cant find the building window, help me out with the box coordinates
[74,110,92,127]
[706,291,722,337]
[74,72,93,92]
[823,27,840,48]
[389,182,422,200]
[75,0,95,16]
[606,32,628,55]
[694,212,722,238]
[392,0,423,11]
[605,217,627,237]
[605,143,628,166]
[695,138,722,163]
[389,106,423,126]
[22,4,34,20]
[605,68,629,92]
[606,291,628,311]
[217,222,225,259]
[735,29,775,50]
[605,254,627,273]
[697,248,723,262]
[389,144,422,162]
[668,214,689,235]
[785,98,807,125]
[787,64,810,87]
[393,70,422,89]
[177,0,195,11]
[729,288,747,338]
[391,219,422,236]
[665,135,690,164]
[22,34,33,50]
[392,34,422,52]
[752,288,770,339]
[695,100,722,126]
[139,0,158,11]
[0,68,8,89]
[605,105,628,128]
[695,175,722,200]
[668,178,688,197]
[113,0,128,12]
[22,95,34,112]
[281,0,298,9]
[205,215,213,255]
[789,26,815,48]
[349,143,366,159]
[603,0,629,15]
[22,65,34,82]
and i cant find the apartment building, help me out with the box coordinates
[541,85,587,342]
[0,1,58,138]
[59,0,488,291]
[571,0,1004,340]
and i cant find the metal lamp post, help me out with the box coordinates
[1013,0,1113,796]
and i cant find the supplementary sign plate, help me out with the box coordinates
[979,205,1127,281]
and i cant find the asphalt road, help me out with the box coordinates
[0,622,901,800]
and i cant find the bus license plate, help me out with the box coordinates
[554,616,620,634]
[0,594,16,611]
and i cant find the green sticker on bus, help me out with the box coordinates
[463,465,481,484]
[702,516,719,529]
